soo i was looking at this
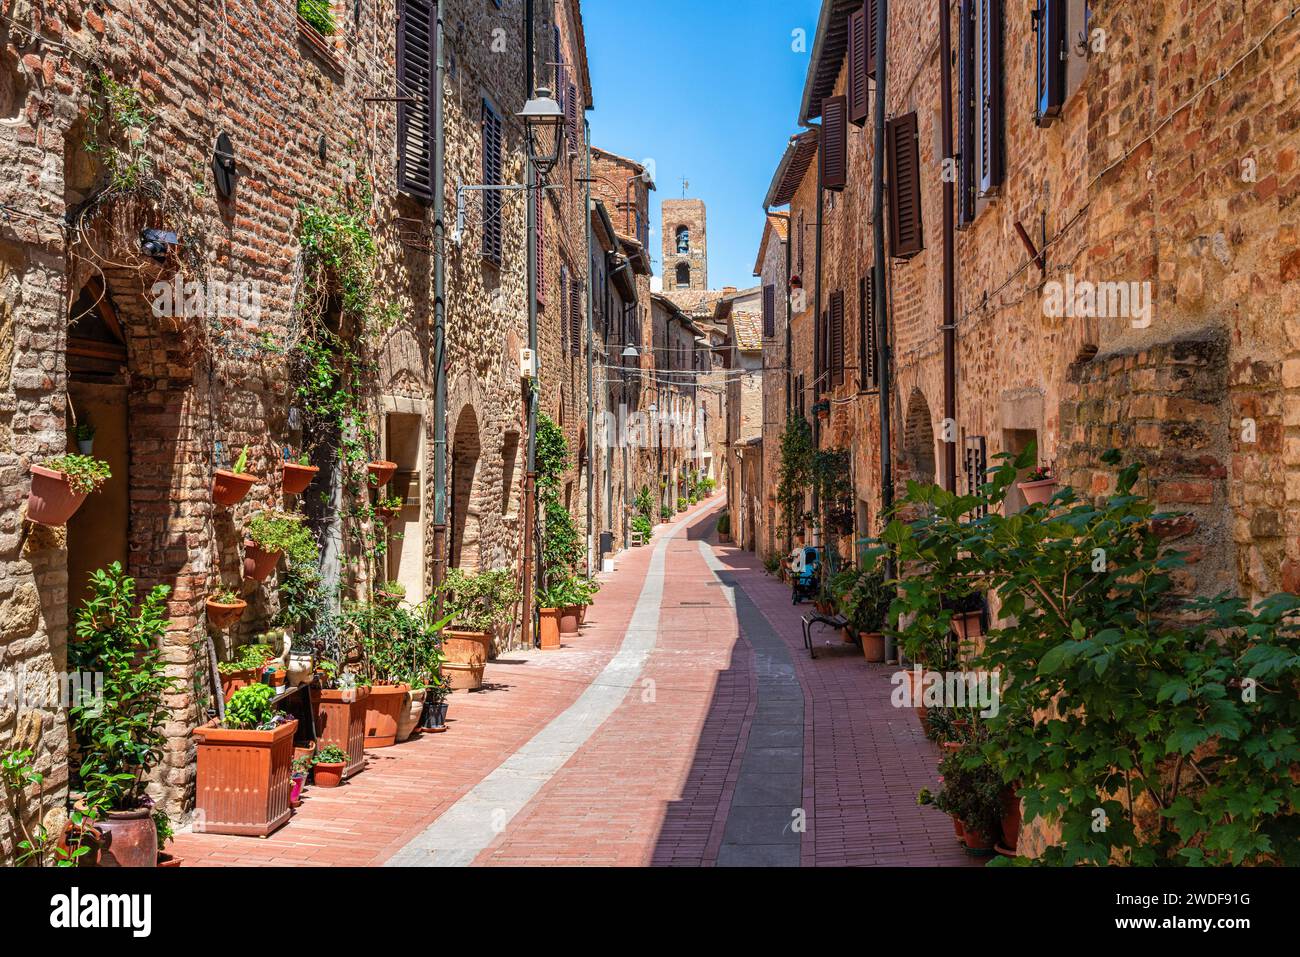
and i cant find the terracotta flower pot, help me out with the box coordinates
[443,630,494,689]
[999,785,1022,855]
[577,604,588,626]
[206,597,248,630]
[312,687,369,779]
[396,687,427,743]
[363,684,409,749]
[290,773,307,807]
[157,852,183,867]
[367,460,398,487]
[560,606,580,637]
[96,808,158,868]
[962,823,995,854]
[1018,478,1058,506]
[193,719,297,836]
[212,469,255,506]
[952,815,966,842]
[860,631,886,663]
[951,610,984,641]
[376,504,401,525]
[243,541,283,582]
[538,608,562,650]
[26,465,91,526]
[221,667,257,702]
[282,461,319,495]
[312,762,345,788]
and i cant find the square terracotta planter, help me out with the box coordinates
[312,687,369,778]
[193,719,297,837]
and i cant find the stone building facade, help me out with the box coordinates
[0,0,600,859]
[754,212,789,563]
[768,0,1300,856]
[662,197,708,292]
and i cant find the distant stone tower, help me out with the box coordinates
[662,198,708,292]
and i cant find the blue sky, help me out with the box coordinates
[584,0,822,290]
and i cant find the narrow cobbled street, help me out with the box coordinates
[172,498,970,867]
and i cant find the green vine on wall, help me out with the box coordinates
[777,415,814,537]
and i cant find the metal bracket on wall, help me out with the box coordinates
[451,183,565,245]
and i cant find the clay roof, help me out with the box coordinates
[662,289,725,317]
[731,312,764,353]
[765,129,819,208]
[753,213,790,276]
[799,0,863,123]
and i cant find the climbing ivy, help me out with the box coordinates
[777,414,814,535]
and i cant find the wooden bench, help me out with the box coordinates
[801,612,848,660]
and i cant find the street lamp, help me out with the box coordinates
[518,88,565,176]
[621,344,640,359]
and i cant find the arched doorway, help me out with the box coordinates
[450,405,481,571]
[904,388,937,486]
[65,278,128,608]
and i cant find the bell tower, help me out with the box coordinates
[661,198,708,292]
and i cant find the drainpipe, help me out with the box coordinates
[431,1,448,607]
[584,118,595,577]
[812,165,825,546]
[939,0,957,494]
[521,11,539,649]
[872,0,897,661]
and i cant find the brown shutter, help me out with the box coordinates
[762,285,776,338]
[569,274,582,357]
[858,275,879,391]
[559,265,568,354]
[958,0,976,227]
[830,290,845,387]
[866,0,879,79]
[536,201,546,306]
[848,4,870,126]
[979,0,1004,194]
[567,81,579,158]
[821,94,848,192]
[481,100,503,264]
[396,0,436,201]
[887,112,923,259]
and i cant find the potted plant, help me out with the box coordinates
[536,583,564,651]
[933,745,1003,856]
[367,459,398,487]
[375,580,406,608]
[244,510,316,583]
[1017,464,1057,506]
[375,493,404,524]
[154,809,181,867]
[27,454,111,526]
[206,587,247,630]
[946,590,985,642]
[344,601,437,748]
[67,564,174,867]
[282,452,319,495]
[396,680,428,743]
[573,576,601,625]
[842,562,893,663]
[419,673,452,733]
[716,510,731,542]
[290,755,312,806]
[310,667,370,781]
[213,445,256,507]
[311,745,349,789]
[193,684,298,836]
[437,568,521,687]
[73,420,96,455]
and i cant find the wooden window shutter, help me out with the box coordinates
[396,0,436,201]
[821,95,848,192]
[847,4,869,126]
[866,0,879,79]
[536,201,546,306]
[858,275,878,391]
[762,285,776,338]
[979,0,1004,194]
[830,290,845,387]
[887,112,923,259]
[958,0,976,227]
[567,81,579,158]
[569,274,582,357]
[559,265,569,354]
[1034,0,1066,126]
[815,310,824,395]
[964,436,988,518]
[481,100,503,264]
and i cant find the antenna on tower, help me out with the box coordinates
[681,177,689,198]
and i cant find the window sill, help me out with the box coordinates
[297,16,345,75]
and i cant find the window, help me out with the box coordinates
[536,200,545,306]
[569,273,582,358]
[762,285,776,339]
[886,112,923,259]
[1034,0,1067,126]
[676,262,691,289]
[858,275,879,391]
[976,0,1004,196]
[964,436,988,519]
[676,226,690,254]
[481,99,503,264]
[396,0,436,200]
[958,0,976,226]
[821,94,848,192]
[829,290,845,387]
[847,2,870,126]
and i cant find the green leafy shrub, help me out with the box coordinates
[631,514,653,540]
[438,568,520,634]
[634,486,654,519]
[715,511,731,535]
[314,745,349,765]
[933,746,1003,840]
[246,511,319,565]
[43,455,111,495]
[297,0,337,35]
[877,445,1300,866]
[224,684,278,730]
[69,564,173,813]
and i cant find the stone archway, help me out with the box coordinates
[903,387,937,486]
[450,404,482,571]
